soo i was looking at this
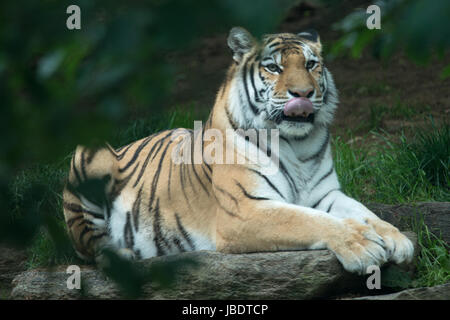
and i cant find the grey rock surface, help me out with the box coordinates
[11,232,417,300]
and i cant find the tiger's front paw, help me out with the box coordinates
[328,218,388,275]
[366,218,414,265]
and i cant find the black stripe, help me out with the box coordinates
[175,213,195,250]
[86,232,107,247]
[190,133,210,196]
[63,202,104,220]
[214,185,240,209]
[80,150,88,180]
[293,133,310,141]
[116,142,136,160]
[72,156,82,184]
[86,148,99,164]
[178,162,193,211]
[172,236,185,252]
[151,132,172,161]
[285,40,305,46]
[201,163,212,183]
[148,135,173,209]
[168,159,173,200]
[242,56,260,115]
[77,219,93,227]
[133,132,172,188]
[124,211,134,249]
[248,168,285,200]
[185,135,196,192]
[269,47,283,56]
[200,125,213,175]
[115,144,127,153]
[219,84,226,99]
[174,132,196,210]
[326,200,335,213]
[235,181,270,201]
[279,160,298,195]
[79,225,93,245]
[312,188,339,209]
[261,142,297,198]
[225,106,239,130]
[152,198,164,256]
[301,130,330,162]
[203,158,212,173]
[216,198,241,219]
[111,161,140,200]
[249,62,261,102]
[119,136,154,173]
[311,166,334,191]
[268,41,281,48]
[66,215,83,228]
[132,186,143,232]
[279,136,289,143]
[186,161,196,191]
[152,198,171,256]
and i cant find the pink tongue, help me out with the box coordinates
[283,97,314,117]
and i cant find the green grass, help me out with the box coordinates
[366,100,432,131]
[412,215,450,287]
[334,125,449,203]
[334,123,449,287]
[10,161,80,268]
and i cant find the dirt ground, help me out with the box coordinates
[1,0,449,299]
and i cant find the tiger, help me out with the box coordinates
[63,27,414,275]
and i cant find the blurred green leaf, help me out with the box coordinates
[440,64,450,79]
[331,0,450,72]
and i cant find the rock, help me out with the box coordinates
[368,202,450,246]
[348,283,450,300]
[0,245,27,299]
[11,232,417,300]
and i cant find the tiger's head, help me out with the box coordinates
[226,27,338,139]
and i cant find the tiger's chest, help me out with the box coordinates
[267,133,332,206]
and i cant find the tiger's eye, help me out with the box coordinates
[266,64,280,73]
[306,60,316,69]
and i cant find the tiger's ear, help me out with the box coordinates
[298,29,322,51]
[227,27,255,63]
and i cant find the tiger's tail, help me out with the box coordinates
[63,145,118,261]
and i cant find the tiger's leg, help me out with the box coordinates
[212,168,388,275]
[216,198,389,275]
[312,190,414,264]
[63,145,118,262]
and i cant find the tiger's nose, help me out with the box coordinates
[288,88,314,99]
